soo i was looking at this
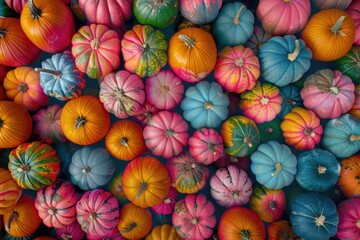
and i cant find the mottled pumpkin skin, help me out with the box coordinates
[0,168,22,215]
[338,155,360,198]
[337,198,360,240]
[146,224,182,240]
[347,0,360,46]
[180,0,222,25]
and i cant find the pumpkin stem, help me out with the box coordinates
[304,128,316,137]
[233,5,245,25]
[28,0,42,18]
[90,38,100,50]
[121,222,137,233]
[48,207,57,215]
[5,211,19,232]
[204,101,214,110]
[230,156,238,163]
[0,29,6,37]
[315,215,326,227]
[243,136,253,148]
[350,135,360,141]
[165,129,175,137]
[47,111,55,123]
[35,68,62,79]
[74,116,86,129]
[61,234,73,240]
[232,190,240,200]
[191,218,198,224]
[89,212,97,220]
[0,119,3,128]
[269,201,276,210]
[120,137,128,147]
[265,127,273,135]
[287,40,301,62]
[208,143,217,155]
[136,182,147,199]
[260,97,269,105]
[271,163,283,177]
[154,0,163,4]
[164,197,172,204]
[240,230,251,240]
[285,98,296,105]
[17,82,28,93]
[141,43,149,52]
[160,85,170,93]
[234,58,244,66]
[356,219,360,228]
[331,16,346,36]
[82,166,91,174]
[317,165,327,174]
[329,86,339,95]
[17,164,30,173]
[178,34,195,48]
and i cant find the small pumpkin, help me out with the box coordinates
[0,168,22,215]
[6,0,70,13]
[277,84,302,119]
[87,227,124,240]
[347,0,360,46]
[257,118,284,143]
[107,171,127,205]
[336,46,360,85]
[337,198,360,240]
[0,0,18,16]
[146,224,182,240]
[56,221,85,240]
[349,84,360,119]
[267,220,300,240]
[338,154,360,198]
[245,25,272,56]
[133,101,159,127]
[312,0,352,10]
[180,0,222,25]
[69,0,87,23]
[151,187,178,215]
[215,152,251,171]
[178,18,211,32]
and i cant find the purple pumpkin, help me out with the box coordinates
[180,0,223,25]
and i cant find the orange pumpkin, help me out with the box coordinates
[60,95,110,146]
[301,8,355,61]
[338,154,360,198]
[146,224,182,240]
[0,168,22,215]
[105,120,146,161]
[267,220,299,240]
[0,101,32,148]
[117,202,152,240]
[3,195,41,238]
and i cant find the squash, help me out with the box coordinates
[180,0,222,25]
[69,0,87,23]
[56,221,85,240]
[277,84,302,119]
[301,8,355,61]
[107,171,127,205]
[215,152,251,171]
[312,0,352,10]
[0,0,18,16]
[133,101,159,127]
[181,81,229,129]
[245,25,272,56]
[347,0,360,46]
[0,168,22,215]
[336,46,360,85]
[337,198,360,240]
[257,118,284,143]
[267,220,299,240]
[178,18,211,32]
[350,84,360,119]
[87,227,124,240]
[6,0,70,13]
[146,224,182,240]
[338,155,360,198]
[168,27,217,83]
[151,187,177,215]
[8,141,60,190]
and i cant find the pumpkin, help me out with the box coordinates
[3,66,48,111]
[76,189,119,236]
[181,81,229,129]
[350,84,360,119]
[178,18,211,32]
[214,45,260,94]
[133,0,179,29]
[0,65,11,83]
[338,155,360,197]
[215,152,251,171]
[146,224,182,240]
[245,25,272,56]
[221,115,260,157]
[105,120,145,161]
[143,111,189,158]
[212,2,254,49]
[281,107,323,150]
[56,221,85,240]
[0,0,18,17]
[218,207,265,240]
[337,198,360,240]
[257,0,311,35]
[257,118,284,143]
[172,194,216,240]
[6,0,70,13]
[60,95,111,146]
[133,101,159,127]
[20,0,75,53]
[301,69,355,119]
[301,8,355,61]
[180,0,222,25]
[277,84,302,119]
[258,35,312,87]
[347,0,360,46]
[313,0,352,10]
[250,141,297,189]
[290,192,339,240]
[336,46,360,85]
[267,220,299,240]
[145,69,184,111]
[321,114,360,158]
[210,166,253,208]
[0,18,40,67]
[151,187,178,215]
[1,232,35,240]
[250,185,286,223]
[71,24,121,79]
[168,27,217,83]
[0,168,22,215]
[35,180,78,228]
[107,171,127,205]
[0,101,32,148]
[121,24,168,78]
[69,0,87,23]
[166,152,209,194]
[87,227,125,240]
[8,141,60,190]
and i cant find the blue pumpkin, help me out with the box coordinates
[212,2,254,50]
[277,84,302,119]
[250,141,297,189]
[290,192,339,240]
[69,147,115,190]
[181,81,229,129]
[322,114,360,158]
[258,35,312,87]
[295,148,340,192]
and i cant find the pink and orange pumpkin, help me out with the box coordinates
[347,0,360,46]
[267,220,300,240]
[151,187,178,215]
[133,101,159,127]
[56,221,86,240]
[0,168,22,215]
[214,45,260,94]
[172,194,216,240]
[349,85,360,120]
[179,0,222,25]
[337,197,360,240]
[245,25,272,55]
[338,155,360,198]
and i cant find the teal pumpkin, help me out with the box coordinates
[181,81,229,129]
[336,46,360,85]
[257,118,284,143]
[277,84,302,119]
[69,147,115,190]
[258,35,312,87]
[0,0,17,17]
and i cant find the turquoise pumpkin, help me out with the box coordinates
[212,2,254,50]
[180,0,222,25]
[321,114,360,158]
[181,81,229,129]
[69,147,115,190]
[250,141,297,189]
[290,192,339,240]
[277,84,302,119]
[295,148,340,192]
[258,35,312,87]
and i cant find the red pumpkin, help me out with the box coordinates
[133,101,159,127]
[337,198,360,240]
[216,152,251,171]
[350,84,360,120]
[268,220,299,240]
[151,187,178,215]
[347,0,360,45]
[56,221,86,240]
[0,168,22,215]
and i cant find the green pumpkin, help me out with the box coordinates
[0,0,18,17]
[257,118,284,143]
[336,46,360,85]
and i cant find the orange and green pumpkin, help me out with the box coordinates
[0,168,22,215]
[338,154,360,198]
[146,224,182,240]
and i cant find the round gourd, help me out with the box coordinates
[336,46,360,85]
[151,187,177,215]
[267,220,299,240]
[133,101,159,127]
[107,171,127,205]
[347,0,360,46]
[6,0,70,13]
[312,0,352,10]
[245,25,272,56]
[338,155,360,197]
[180,0,222,25]
[56,221,85,240]
[215,152,251,171]
[337,198,360,240]
[146,224,182,240]
[0,168,22,215]
[177,18,211,32]
[257,118,283,143]
[87,226,124,240]
[277,84,302,119]
[350,84,360,119]
[0,0,18,16]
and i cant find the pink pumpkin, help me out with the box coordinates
[347,0,360,46]
[179,0,222,25]
[143,111,189,158]
[313,0,352,10]
[349,85,360,120]
[87,227,125,240]
[151,187,178,215]
[6,0,69,13]
[300,69,355,119]
[56,221,85,240]
[99,70,145,119]
[133,101,159,127]
[214,45,260,94]
[216,152,251,171]
[172,194,216,240]
[210,166,253,208]
[246,25,273,55]
[76,189,119,237]
[256,0,311,35]
[145,70,184,110]
[35,181,78,228]
[337,198,360,240]
[78,0,133,29]
[188,128,223,165]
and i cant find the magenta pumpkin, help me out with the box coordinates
[151,187,178,215]
[87,227,125,240]
[143,111,189,158]
[337,198,360,240]
[133,101,159,127]
[347,0,360,46]
[145,70,184,111]
[172,194,216,240]
[6,0,69,13]
[56,221,85,240]
[246,25,273,55]
[216,152,251,171]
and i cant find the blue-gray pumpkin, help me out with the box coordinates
[277,84,302,119]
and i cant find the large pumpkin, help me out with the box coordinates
[350,84,360,119]
[336,46,360,85]
[0,168,22,215]
[146,224,182,240]
[338,155,360,198]
[347,0,360,46]
[180,0,222,25]
[337,198,360,240]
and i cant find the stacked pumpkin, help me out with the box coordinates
[0,0,359,239]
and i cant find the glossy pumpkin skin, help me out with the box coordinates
[146,224,182,240]
[168,27,217,83]
[290,192,339,240]
[301,8,355,61]
[218,207,266,240]
[214,45,260,94]
[107,171,127,205]
[8,141,60,190]
[20,0,75,53]
[336,46,360,85]
[178,18,211,32]
[4,66,48,111]
[277,84,302,119]
[87,226,124,240]
[267,220,299,240]
[0,18,40,67]
[151,187,178,215]
[313,0,352,10]
[350,85,360,119]
[338,155,360,198]
[337,198,360,240]
[122,156,170,208]
[72,24,120,80]
[133,101,159,127]
[258,35,312,87]
[121,24,168,78]
[0,168,22,215]
[180,0,222,25]
[245,25,272,56]
[60,95,111,146]
[56,221,85,240]
[172,194,216,240]
[0,0,18,16]
[347,0,360,46]
[301,69,355,119]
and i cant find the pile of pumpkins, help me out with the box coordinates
[0,0,360,239]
